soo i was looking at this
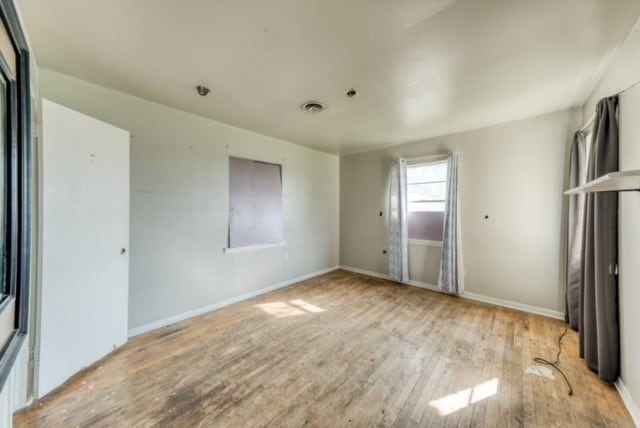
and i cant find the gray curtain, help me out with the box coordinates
[388,158,409,283]
[438,152,464,295]
[565,132,588,329]
[580,96,619,383]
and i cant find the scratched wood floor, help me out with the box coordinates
[15,270,633,427]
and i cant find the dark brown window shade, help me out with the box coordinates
[228,157,284,248]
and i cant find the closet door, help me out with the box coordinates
[38,99,129,397]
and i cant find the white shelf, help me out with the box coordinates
[564,170,640,195]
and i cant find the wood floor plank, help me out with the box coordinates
[14,270,635,427]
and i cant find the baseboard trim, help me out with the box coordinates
[128,265,340,337]
[339,265,564,320]
[338,265,391,281]
[463,292,564,320]
[616,379,640,427]
[406,280,439,292]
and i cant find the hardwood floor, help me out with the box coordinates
[15,270,633,427]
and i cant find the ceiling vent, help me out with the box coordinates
[301,101,326,114]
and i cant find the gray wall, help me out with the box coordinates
[584,21,640,420]
[340,109,579,312]
[40,70,340,331]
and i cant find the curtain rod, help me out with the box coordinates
[579,113,595,132]
[579,78,640,133]
[619,78,640,96]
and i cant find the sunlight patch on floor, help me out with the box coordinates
[289,299,325,313]
[429,378,499,416]
[255,302,305,317]
[255,299,326,318]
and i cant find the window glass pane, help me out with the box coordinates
[408,211,445,241]
[408,201,445,212]
[0,78,6,297]
[407,182,446,203]
[407,162,447,184]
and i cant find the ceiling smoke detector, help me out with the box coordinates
[301,101,326,114]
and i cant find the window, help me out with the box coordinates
[0,76,7,302]
[228,156,284,250]
[407,161,448,242]
[0,0,32,389]
[0,14,16,343]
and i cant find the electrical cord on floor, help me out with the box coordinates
[533,324,574,396]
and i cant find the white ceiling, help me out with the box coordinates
[19,0,640,154]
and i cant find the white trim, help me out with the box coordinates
[616,379,640,427]
[406,155,448,166]
[408,239,443,247]
[225,150,286,167]
[339,265,564,320]
[338,265,391,281]
[128,265,339,337]
[223,242,285,254]
[406,280,439,292]
[462,291,564,320]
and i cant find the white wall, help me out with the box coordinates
[340,109,580,313]
[583,19,640,424]
[39,70,340,332]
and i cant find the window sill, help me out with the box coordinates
[409,239,443,247]
[0,295,11,313]
[224,242,286,254]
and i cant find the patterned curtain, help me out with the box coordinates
[438,152,464,294]
[388,158,409,283]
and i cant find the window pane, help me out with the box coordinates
[409,201,445,212]
[408,211,445,241]
[0,78,6,297]
[407,162,447,184]
[407,182,446,203]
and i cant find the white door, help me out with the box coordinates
[37,99,130,397]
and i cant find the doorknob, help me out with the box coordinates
[120,248,126,255]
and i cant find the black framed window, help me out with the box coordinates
[0,75,7,302]
[0,0,32,391]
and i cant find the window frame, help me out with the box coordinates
[0,53,13,305]
[226,156,285,253]
[406,159,448,212]
[406,159,448,243]
[0,0,32,391]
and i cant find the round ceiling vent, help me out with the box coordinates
[301,101,326,114]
